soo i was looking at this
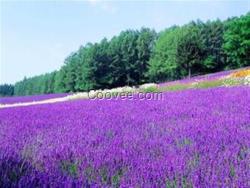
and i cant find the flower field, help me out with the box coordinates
[0,86,249,187]
[0,93,68,105]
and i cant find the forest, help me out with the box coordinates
[1,12,249,96]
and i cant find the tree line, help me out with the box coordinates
[0,84,14,97]
[1,13,249,96]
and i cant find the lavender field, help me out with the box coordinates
[0,86,249,187]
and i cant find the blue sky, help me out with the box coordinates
[1,0,249,84]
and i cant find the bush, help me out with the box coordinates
[159,84,191,92]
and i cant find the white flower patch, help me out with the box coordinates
[244,76,250,86]
[139,83,157,90]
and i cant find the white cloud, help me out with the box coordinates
[86,0,118,14]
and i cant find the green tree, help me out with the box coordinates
[0,84,14,96]
[64,53,79,92]
[136,28,157,83]
[200,19,226,72]
[54,67,67,93]
[223,13,250,68]
[74,44,95,91]
[119,30,140,86]
[147,26,183,82]
[176,23,205,78]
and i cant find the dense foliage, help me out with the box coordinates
[5,13,249,96]
[223,12,250,69]
[0,87,249,186]
[148,20,226,81]
[0,84,14,96]
[14,72,57,96]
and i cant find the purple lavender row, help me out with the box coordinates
[0,93,69,105]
